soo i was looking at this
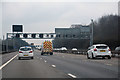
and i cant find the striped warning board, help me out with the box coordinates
[43,41,53,52]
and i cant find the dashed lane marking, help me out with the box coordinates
[52,65,56,68]
[37,57,39,58]
[0,54,18,70]
[82,60,87,61]
[68,73,77,78]
[40,58,42,59]
[44,60,47,62]
[106,64,112,66]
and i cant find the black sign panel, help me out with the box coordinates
[39,34,43,38]
[51,35,53,38]
[12,25,23,32]
[16,34,20,38]
[23,34,28,38]
[31,34,36,38]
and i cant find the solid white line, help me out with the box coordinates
[52,65,56,68]
[0,54,18,70]
[68,73,77,78]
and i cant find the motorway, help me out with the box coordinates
[1,50,119,78]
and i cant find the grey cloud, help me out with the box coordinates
[2,2,118,44]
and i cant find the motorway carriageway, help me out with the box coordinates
[1,50,119,78]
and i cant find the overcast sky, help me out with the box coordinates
[1,0,119,45]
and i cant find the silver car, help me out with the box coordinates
[18,46,34,60]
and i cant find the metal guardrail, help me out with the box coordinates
[111,51,120,57]
[1,50,17,54]
[53,50,120,57]
[53,49,87,55]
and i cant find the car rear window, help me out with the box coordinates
[20,48,31,51]
[96,46,108,49]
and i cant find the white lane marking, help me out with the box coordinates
[44,60,47,63]
[52,65,56,68]
[68,73,77,78]
[83,60,87,61]
[106,64,112,66]
[40,58,42,59]
[0,54,18,70]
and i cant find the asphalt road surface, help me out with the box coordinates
[1,50,119,78]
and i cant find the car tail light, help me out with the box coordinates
[94,48,97,51]
[29,51,32,53]
[108,49,111,51]
[19,51,23,53]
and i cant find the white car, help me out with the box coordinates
[18,46,34,60]
[72,48,78,53]
[60,47,67,53]
[87,44,112,59]
[61,47,67,50]
[115,46,120,51]
[72,48,77,51]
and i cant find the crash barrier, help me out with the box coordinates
[68,49,87,55]
[111,51,120,57]
[53,49,87,55]
[2,45,18,54]
[53,49,120,57]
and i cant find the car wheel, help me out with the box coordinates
[50,52,53,55]
[87,53,90,59]
[41,52,44,55]
[18,57,21,60]
[92,53,95,59]
[102,57,105,59]
[108,56,111,59]
[31,57,34,59]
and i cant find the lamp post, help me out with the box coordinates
[6,33,8,52]
[90,19,94,46]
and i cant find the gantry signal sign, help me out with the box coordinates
[12,25,23,32]
[7,32,90,39]
[7,33,56,39]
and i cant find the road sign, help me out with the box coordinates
[7,33,56,39]
[12,25,23,32]
[6,32,90,39]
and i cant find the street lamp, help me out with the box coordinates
[90,19,94,46]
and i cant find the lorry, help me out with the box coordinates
[41,41,53,55]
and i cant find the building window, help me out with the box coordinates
[73,34,76,37]
[66,35,68,37]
